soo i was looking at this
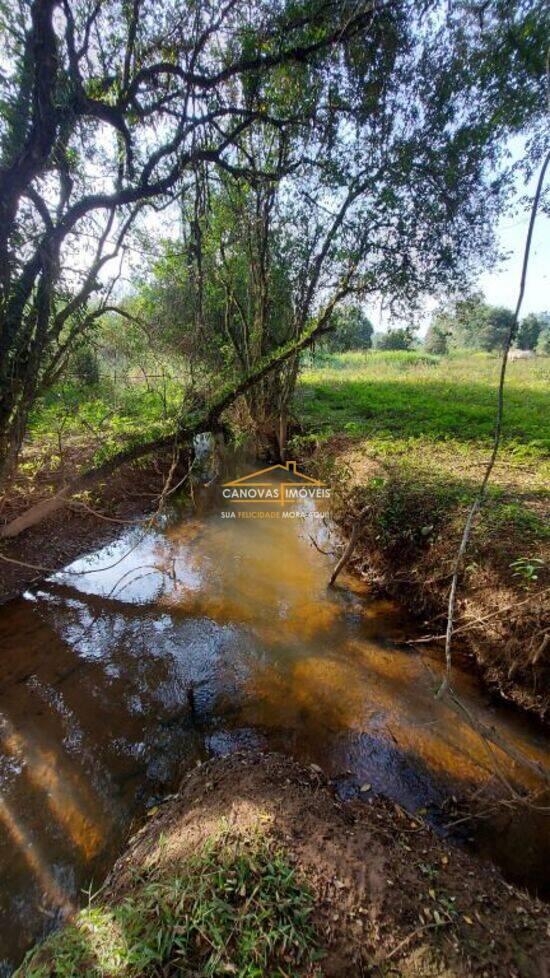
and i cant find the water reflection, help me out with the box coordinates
[0,472,548,971]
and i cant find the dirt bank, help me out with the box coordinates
[298,436,550,720]
[0,446,189,603]
[17,752,549,978]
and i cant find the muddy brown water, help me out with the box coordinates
[0,466,549,973]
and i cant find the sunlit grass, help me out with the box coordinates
[297,350,550,462]
[16,833,321,978]
[294,349,550,555]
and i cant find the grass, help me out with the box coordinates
[297,350,550,460]
[24,349,549,481]
[293,349,549,600]
[16,832,321,978]
[295,350,550,501]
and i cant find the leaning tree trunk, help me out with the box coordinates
[0,312,335,538]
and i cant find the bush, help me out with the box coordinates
[71,346,100,386]
[537,326,550,356]
[374,326,416,351]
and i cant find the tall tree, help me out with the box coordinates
[431,297,518,351]
[140,0,548,442]
[0,0,370,480]
[424,322,450,355]
[516,312,549,350]
[323,307,374,353]
[0,0,547,490]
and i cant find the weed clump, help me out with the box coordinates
[16,835,321,978]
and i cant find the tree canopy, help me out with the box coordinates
[0,0,548,481]
[516,312,549,350]
[429,297,548,353]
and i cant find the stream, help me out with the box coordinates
[0,460,548,973]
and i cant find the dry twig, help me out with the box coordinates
[329,505,370,585]
[438,149,550,698]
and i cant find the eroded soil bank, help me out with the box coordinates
[17,752,549,978]
[296,436,550,721]
[0,450,187,603]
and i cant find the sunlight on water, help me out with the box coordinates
[0,464,548,971]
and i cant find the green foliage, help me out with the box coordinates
[536,322,550,355]
[2,0,549,474]
[17,835,321,978]
[509,555,545,587]
[374,327,417,351]
[323,306,373,352]
[430,295,518,352]
[70,346,100,387]
[424,322,449,355]
[28,374,182,468]
[515,312,548,351]
[481,306,516,351]
[296,350,549,570]
[480,502,549,540]
[361,473,463,554]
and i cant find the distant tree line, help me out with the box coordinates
[334,299,550,355]
[424,296,549,354]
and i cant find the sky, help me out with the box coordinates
[369,207,550,335]
[369,140,550,335]
[479,209,549,315]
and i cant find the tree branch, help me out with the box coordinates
[437,149,550,699]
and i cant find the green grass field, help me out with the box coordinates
[296,350,550,459]
[294,349,550,558]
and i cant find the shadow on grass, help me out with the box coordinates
[297,377,550,450]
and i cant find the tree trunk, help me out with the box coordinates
[0,314,333,538]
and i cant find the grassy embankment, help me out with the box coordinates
[16,753,548,978]
[293,350,550,716]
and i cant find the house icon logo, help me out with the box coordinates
[222,461,330,507]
